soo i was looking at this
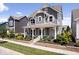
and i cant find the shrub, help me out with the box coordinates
[16,35,24,40]
[8,30,15,38]
[63,32,72,44]
[9,33,15,38]
[40,35,54,43]
[16,34,24,40]
[0,31,7,38]
[56,34,64,44]
[24,35,32,41]
[34,36,38,39]
[55,32,72,45]
[75,41,79,47]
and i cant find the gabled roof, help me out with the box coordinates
[30,5,62,17]
[72,9,79,21]
[9,16,27,21]
[30,9,51,17]
[52,5,62,12]
[0,22,8,26]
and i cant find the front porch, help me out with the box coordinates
[23,23,60,40]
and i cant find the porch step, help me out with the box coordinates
[31,36,41,45]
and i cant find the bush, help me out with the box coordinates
[8,30,15,38]
[40,35,54,43]
[55,32,72,45]
[34,36,38,39]
[75,41,79,47]
[16,34,24,40]
[24,35,32,41]
[63,32,72,44]
[9,33,15,38]
[55,34,64,44]
[0,31,7,38]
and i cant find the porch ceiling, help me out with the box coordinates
[24,22,59,29]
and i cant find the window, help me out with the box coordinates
[38,16,42,22]
[9,20,14,27]
[45,17,48,22]
[49,16,53,22]
[31,19,35,24]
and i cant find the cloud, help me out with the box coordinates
[16,12,22,15]
[63,17,71,27]
[0,3,9,12]
[0,18,8,23]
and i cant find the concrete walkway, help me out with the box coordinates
[0,38,79,55]
[0,46,24,55]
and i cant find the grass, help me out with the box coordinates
[0,41,61,55]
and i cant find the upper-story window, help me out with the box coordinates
[49,16,53,22]
[9,20,14,27]
[31,19,35,24]
[38,16,42,22]
[45,17,48,22]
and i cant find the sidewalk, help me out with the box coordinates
[0,38,79,55]
[0,46,24,55]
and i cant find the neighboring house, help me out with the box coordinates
[8,16,28,34]
[23,4,63,40]
[71,9,79,41]
[0,22,8,33]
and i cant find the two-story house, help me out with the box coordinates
[23,5,63,40]
[8,16,28,34]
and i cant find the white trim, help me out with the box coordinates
[48,15,55,22]
[54,27,57,39]
[38,16,42,22]
[74,17,79,21]
[40,28,43,38]
[24,28,26,38]
[14,20,15,33]
[32,28,34,39]
[31,10,50,17]
[76,21,79,39]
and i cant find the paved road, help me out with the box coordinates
[0,46,23,55]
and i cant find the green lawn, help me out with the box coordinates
[0,41,61,55]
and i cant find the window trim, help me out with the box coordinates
[31,18,35,24]
[9,20,14,27]
[38,16,42,22]
[49,15,54,22]
[49,16,53,22]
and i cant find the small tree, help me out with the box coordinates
[56,26,72,45]
[8,30,15,38]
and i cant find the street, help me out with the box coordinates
[0,46,23,55]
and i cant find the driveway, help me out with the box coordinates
[0,46,23,55]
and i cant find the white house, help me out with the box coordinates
[71,9,79,42]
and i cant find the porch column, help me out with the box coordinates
[54,27,57,39]
[24,28,26,38]
[32,28,34,39]
[41,28,43,39]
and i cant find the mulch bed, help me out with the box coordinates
[35,42,79,52]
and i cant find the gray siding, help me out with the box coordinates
[15,17,28,33]
[35,13,45,24]
[42,7,57,19]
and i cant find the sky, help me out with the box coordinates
[0,3,79,27]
